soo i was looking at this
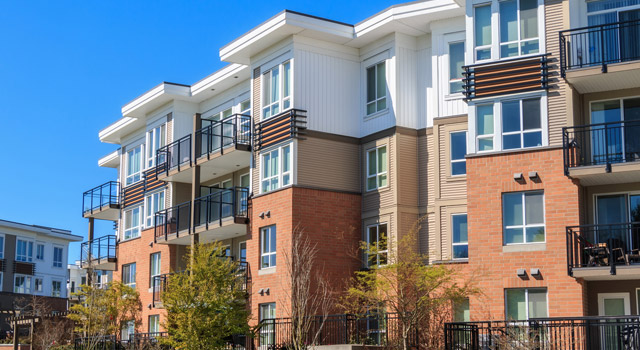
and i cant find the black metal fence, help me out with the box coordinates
[445,316,640,350]
[156,134,192,177]
[154,201,191,241]
[80,235,117,268]
[83,181,120,215]
[560,18,640,76]
[563,119,640,173]
[193,187,249,230]
[566,222,640,276]
[195,114,252,158]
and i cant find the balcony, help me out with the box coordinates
[560,19,640,93]
[254,109,307,151]
[195,114,252,183]
[445,317,640,349]
[82,181,120,220]
[563,120,640,185]
[80,235,117,271]
[155,134,192,183]
[154,201,191,244]
[567,223,640,280]
[193,187,249,243]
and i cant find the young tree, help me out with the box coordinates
[161,242,250,350]
[342,218,479,350]
[281,226,333,350]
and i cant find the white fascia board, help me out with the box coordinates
[121,82,191,118]
[99,117,137,144]
[98,149,120,168]
[0,221,83,242]
[191,64,248,98]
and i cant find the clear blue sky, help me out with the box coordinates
[0,0,399,264]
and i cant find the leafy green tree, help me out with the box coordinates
[161,243,250,350]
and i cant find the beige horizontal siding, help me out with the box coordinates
[297,136,360,193]
[546,0,569,146]
[396,133,419,208]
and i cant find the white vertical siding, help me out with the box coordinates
[395,44,419,129]
[172,100,199,140]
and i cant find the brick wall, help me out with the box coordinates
[467,148,587,320]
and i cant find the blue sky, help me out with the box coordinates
[0,0,400,264]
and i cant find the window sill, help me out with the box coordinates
[467,145,562,159]
[446,175,467,182]
[364,185,391,196]
[433,258,469,265]
[444,93,464,101]
[364,108,389,121]
[503,243,546,253]
[258,267,276,275]
[120,236,142,244]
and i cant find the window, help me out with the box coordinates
[366,61,387,115]
[503,191,545,244]
[476,104,495,151]
[150,253,161,288]
[52,280,62,297]
[261,144,291,193]
[53,246,63,268]
[452,214,469,259]
[81,276,87,286]
[451,132,467,176]
[502,98,542,150]
[123,263,136,289]
[145,190,165,227]
[147,124,166,168]
[449,42,465,94]
[122,320,135,342]
[366,223,388,266]
[260,226,276,269]
[36,243,44,260]
[454,298,471,322]
[35,277,43,293]
[262,61,291,119]
[16,239,33,262]
[14,275,32,294]
[367,146,388,191]
[126,144,143,185]
[499,0,539,58]
[124,206,142,240]
[259,303,276,346]
[0,234,3,259]
[149,315,160,334]
[474,5,492,60]
[506,288,547,320]
[71,281,76,294]
[239,241,247,262]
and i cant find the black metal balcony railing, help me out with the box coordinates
[80,235,117,268]
[154,201,191,242]
[156,134,192,177]
[445,316,640,350]
[566,222,640,276]
[195,114,252,159]
[560,18,640,77]
[82,181,120,215]
[193,187,249,230]
[563,120,640,173]
[254,109,307,151]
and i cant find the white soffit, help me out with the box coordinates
[98,149,120,168]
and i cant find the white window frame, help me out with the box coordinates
[505,288,548,320]
[125,143,144,186]
[468,92,548,153]
[35,277,44,294]
[145,190,165,228]
[124,205,142,240]
[447,38,466,96]
[146,123,166,168]
[122,263,136,289]
[0,234,5,259]
[499,0,541,58]
[36,242,45,261]
[503,191,546,245]
[51,280,62,297]
[149,315,160,334]
[15,238,34,262]
[260,143,292,194]
[14,274,32,294]
[261,60,292,120]
[259,302,277,346]
[53,246,64,268]
[452,214,469,260]
[150,252,161,289]
[260,225,276,269]
[365,60,388,116]
[473,4,494,62]
[500,97,544,150]
[366,223,389,267]
[366,145,388,192]
[450,131,468,176]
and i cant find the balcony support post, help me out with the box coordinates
[190,113,202,273]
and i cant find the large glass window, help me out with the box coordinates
[475,5,493,60]
[506,288,548,320]
[124,206,142,240]
[122,263,136,289]
[262,61,291,119]
[149,315,160,334]
[499,0,539,57]
[367,146,388,191]
[503,191,545,244]
[590,97,640,165]
[367,223,388,266]
[51,280,62,297]
[145,190,165,228]
[502,97,542,150]
[261,144,291,193]
[150,252,161,288]
[366,61,387,115]
[14,275,32,294]
[259,303,276,346]
[476,104,495,151]
[147,124,166,168]
[36,243,44,260]
[122,320,135,342]
[452,214,469,259]
[16,239,33,262]
[126,144,143,185]
[35,277,43,293]
[53,246,63,268]
[261,226,276,269]
[454,298,471,322]
[451,132,467,176]
[449,42,466,94]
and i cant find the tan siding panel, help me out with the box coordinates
[296,136,360,193]
[546,0,569,146]
[427,132,435,207]
[427,213,436,262]
[362,136,395,213]
[396,133,419,207]
[418,133,430,208]
[438,125,467,199]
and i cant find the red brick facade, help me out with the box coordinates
[466,147,587,319]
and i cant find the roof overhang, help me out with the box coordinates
[0,220,82,242]
[121,82,191,119]
[98,150,120,168]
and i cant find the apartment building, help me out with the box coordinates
[0,219,81,334]
[68,261,112,300]
[80,0,640,337]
